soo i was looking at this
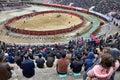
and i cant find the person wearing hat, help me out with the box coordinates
[0,52,13,80]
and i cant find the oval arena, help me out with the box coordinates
[0,1,120,80]
[0,2,105,45]
[5,10,84,35]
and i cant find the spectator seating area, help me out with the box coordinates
[0,32,119,80]
[112,13,120,20]
[0,1,120,80]
[0,2,28,11]
[53,0,120,14]
[0,0,119,14]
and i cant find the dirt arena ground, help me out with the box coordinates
[0,5,100,44]
[10,13,83,31]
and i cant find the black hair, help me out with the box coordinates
[38,54,42,58]
[61,52,66,58]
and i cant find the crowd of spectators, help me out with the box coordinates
[0,31,119,79]
[53,0,120,14]
[112,13,120,20]
[0,0,119,14]
[0,0,120,79]
[0,2,28,11]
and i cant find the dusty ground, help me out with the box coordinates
[10,13,82,31]
[0,5,103,44]
[0,12,91,44]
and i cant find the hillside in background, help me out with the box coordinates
[52,0,120,14]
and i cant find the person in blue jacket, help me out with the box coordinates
[21,54,35,78]
[84,52,95,71]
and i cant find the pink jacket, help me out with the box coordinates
[87,60,120,80]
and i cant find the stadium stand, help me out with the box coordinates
[0,1,28,11]
[53,0,120,14]
[0,0,120,80]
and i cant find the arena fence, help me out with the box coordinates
[5,10,84,36]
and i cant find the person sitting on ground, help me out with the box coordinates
[93,49,100,63]
[87,53,120,80]
[45,53,55,68]
[55,52,62,59]
[6,52,15,64]
[35,54,45,68]
[65,49,72,62]
[56,52,70,74]
[70,54,84,73]
[14,53,23,69]
[0,52,13,80]
[83,47,120,80]
[84,52,95,71]
[21,54,35,78]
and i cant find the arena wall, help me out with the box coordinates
[5,10,84,36]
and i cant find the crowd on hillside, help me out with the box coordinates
[0,32,120,80]
[111,13,120,20]
[53,0,120,14]
[0,0,120,14]
[110,13,120,28]
[0,2,27,11]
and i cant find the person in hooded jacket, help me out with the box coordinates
[83,47,120,80]
[84,52,95,71]
[87,53,119,80]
